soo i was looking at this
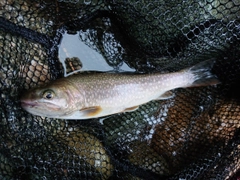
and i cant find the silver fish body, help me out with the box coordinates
[20,60,219,119]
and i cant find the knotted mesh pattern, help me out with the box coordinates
[1,0,240,179]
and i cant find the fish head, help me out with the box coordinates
[20,81,84,118]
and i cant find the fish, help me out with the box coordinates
[20,60,220,120]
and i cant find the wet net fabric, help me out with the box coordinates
[1,0,240,179]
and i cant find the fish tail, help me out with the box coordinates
[185,59,220,87]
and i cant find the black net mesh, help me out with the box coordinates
[1,0,240,179]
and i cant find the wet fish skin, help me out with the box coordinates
[20,60,220,120]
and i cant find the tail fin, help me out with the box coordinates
[185,59,220,87]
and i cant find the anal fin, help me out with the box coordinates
[156,91,174,100]
[123,106,139,112]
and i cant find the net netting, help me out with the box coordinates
[1,0,240,179]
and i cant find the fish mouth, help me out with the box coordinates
[20,100,38,109]
[20,100,62,111]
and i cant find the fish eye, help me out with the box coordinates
[42,90,55,100]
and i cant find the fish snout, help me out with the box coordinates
[20,99,38,109]
[20,92,38,109]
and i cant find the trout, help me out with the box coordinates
[20,60,220,119]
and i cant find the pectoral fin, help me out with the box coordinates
[123,106,139,112]
[79,106,102,117]
[156,91,174,100]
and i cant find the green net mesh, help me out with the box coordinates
[1,0,240,179]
